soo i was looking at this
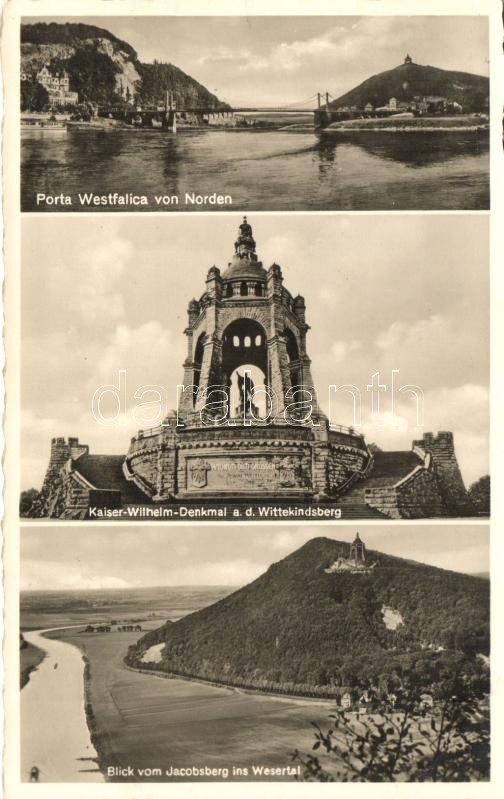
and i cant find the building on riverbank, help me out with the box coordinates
[33,64,79,106]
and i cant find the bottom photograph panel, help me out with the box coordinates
[20,524,490,783]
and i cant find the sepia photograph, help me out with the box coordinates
[20,524,490,783]
[20,214,489,521]
[20,15,489,212]
[2,0,500,796]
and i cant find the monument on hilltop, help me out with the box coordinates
[324,532,376,574]
[350,532,366,565]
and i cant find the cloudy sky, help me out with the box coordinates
[22,214,488,491]
[20,524,489,591]
[29,16,488,105]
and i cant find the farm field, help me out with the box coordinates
[21,585,231,630]
[54,627,333,782]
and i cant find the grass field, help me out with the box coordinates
[54,628,334,782]
[20,641,46,689]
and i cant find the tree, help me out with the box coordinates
[292,673,489,782]
[63,47,121,105]
[20,81,49,112]
[21,80,34,111]
[33,83,50,111]
[468,475,490,515]
[20,488,40,516]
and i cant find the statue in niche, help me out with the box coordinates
[236,372,260,418]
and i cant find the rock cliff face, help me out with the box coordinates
[21,22,227,108]
[21,39,141,99]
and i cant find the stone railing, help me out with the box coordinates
[133,423,167,441]
[122,459,154,497]
[335,447,374,496]
[394,452,431,489]
[134,416,365,439]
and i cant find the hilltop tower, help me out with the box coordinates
[404,54,413,64]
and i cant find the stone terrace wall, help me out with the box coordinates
[126,422,370,501]
[28,436,89,517]
[413,432,474,516]
[365,466,444,519]
[125,430,168,499]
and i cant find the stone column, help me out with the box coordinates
[267,264,291,417]
[178,299,200,419]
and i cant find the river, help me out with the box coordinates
[21,127,489,211]
[20,628,104,783]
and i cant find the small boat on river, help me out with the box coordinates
[21,119,67,131]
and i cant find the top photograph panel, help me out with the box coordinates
[21,15,489,212]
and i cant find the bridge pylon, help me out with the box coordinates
[164,90,177,133]
[314,91,333,130]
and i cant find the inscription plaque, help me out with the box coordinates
[185,453,310,492]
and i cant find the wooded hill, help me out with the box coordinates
[127,537,489,694]
[21,22,228,110]
[331,59,489,112]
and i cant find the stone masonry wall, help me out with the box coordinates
[412,432,474,516]
[366,456,451,519]
[55,471,90,519]
[395,466,445,517]
[126,420,369,502]
[125,433,165,498]
[327,445,369,492]
[28,436,89,517]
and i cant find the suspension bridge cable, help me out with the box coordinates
[232,93,319,110]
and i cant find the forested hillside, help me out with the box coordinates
[128,537,489,695]
[331,59,488,112]
[21,22,227,109]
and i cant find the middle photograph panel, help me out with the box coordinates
[21,214,488,522]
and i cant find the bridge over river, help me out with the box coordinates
[98,91,348,130]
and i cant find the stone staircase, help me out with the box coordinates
[337,451,423,520]
[337,485,388,519]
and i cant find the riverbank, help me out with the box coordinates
[21,112,130,130]
[81,654,112,780]
[20,641,46,689]
[325,114,488,133]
